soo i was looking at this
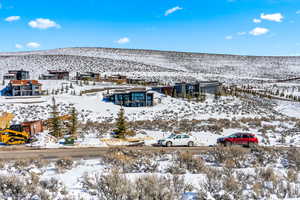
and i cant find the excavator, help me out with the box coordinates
[0,112,30,145]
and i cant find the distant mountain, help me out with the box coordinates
[0,47,299,81]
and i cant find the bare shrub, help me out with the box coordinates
[259,168,277,183]
[0,174,52,200]
[40,177,61,193]
[13,159,31,169]
[55,157,74,172]
[81,169,135,200]
[169,152,206,174]
[0,159,5,169]
[287,169,298,182]
[101,149,158,173]
[208,146,247,168]
[81,169,193,200]
[135,175,192,200]
[223,175,242,197]
[287,148,300,170]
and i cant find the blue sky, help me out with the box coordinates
[0,0,300,55]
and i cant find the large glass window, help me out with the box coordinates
[132,92,145,101]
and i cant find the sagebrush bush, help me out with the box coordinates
[167,151,206,174]
[208,146,247,168]
[81,169,192,200]
[101,149,158,173]
[55,157,74,172]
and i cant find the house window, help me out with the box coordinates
[132,93,145,101]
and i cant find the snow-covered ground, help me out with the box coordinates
[0,147,300,200]
[0,79,299,148]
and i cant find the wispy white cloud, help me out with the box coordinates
[5,16,20,22]
[115,37,130,44]
[249,27,269,36]
[15,44,23,49]
[260,13,283,22]
[296,10,300,14]
[28,18,60,29]
[164,6,183,16]
[26,42,41,48]
[225,36,233,40]
[253,18,261,23]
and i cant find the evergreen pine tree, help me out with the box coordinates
[49,97,63,138]
[69,107,78,137]
[113,107,128,139]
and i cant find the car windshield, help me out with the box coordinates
[167,134,176,139]
[228,134,237,138]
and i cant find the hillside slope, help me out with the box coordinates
[0,47,299,81]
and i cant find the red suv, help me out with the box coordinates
[217,133,258,147]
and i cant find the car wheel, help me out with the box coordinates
[187,141,194,147]
[166,141,172,147]
[225,141,231,147]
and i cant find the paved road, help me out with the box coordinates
[0,146,297,160]
[0,146,214,160]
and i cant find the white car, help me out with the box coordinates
[157,134,196,147]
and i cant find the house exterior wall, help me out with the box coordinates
[10,84,41,96]
[153,81,221,97]
[106,91,154,107]
[6,70,30,80]
[22,120,43,135]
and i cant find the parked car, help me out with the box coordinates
[217,133,258,147]
[157,134,196,147]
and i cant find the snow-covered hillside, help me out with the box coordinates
[1,47,300,83]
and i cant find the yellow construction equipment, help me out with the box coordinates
[0,112,30,145]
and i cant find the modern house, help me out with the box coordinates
[151,86,174,96]
[104,88,154,107]
[40,70,69,80]
[4,80,42,96]
[104,74,128,84]
[152,81,222,97]
[76,72,100,81]
[3,70,30,80]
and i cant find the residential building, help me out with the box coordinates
[104,88,154,107]
[105,74,127,84]
[5,80,42,96]
[3,70,30,80]
[152,81,222,97]
[174,81,221,97]
[40,70,69,80]
[76,72,100,81]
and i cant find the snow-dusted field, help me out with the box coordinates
[0,78,299,148]
[0,147,300,200]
